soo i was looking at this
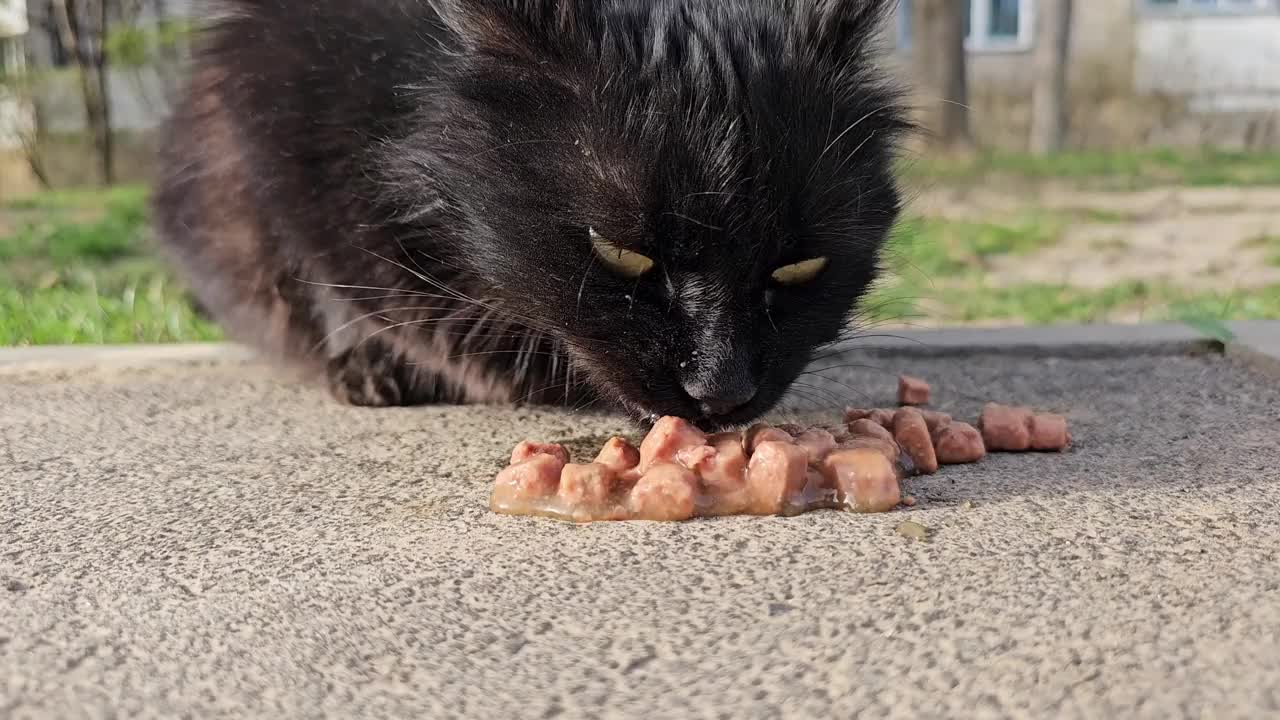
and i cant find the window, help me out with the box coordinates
[1142,0,1280,12]
[897,0,1036,52]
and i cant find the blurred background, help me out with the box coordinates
[1,0,1277,347]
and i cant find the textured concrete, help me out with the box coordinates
[3,338,1280,719]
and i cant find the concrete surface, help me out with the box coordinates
[3,329,1280,719]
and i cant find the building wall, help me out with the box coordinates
[33,67,174,132]
[887,1,1280,150]
[22,0,190,132]
[1136,14,1280,110]
[885,1,1142,150]
[0,0,27,36]
[12,1,1280,155]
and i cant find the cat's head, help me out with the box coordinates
[392,0,909,428]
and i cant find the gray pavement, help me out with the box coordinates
[3,325,1280,719]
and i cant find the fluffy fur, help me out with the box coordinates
[153,0,910,429]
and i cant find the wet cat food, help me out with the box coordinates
[979,403,1071,452]
[1028,413,1071,451]
[932,422,986,464]
[843,407,897,428]
[492,376,1071,522]
[892,408,939,475]
[489,416,908,523]
[897,375,931,406]
[846,406,950,432]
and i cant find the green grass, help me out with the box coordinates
[2,185,149,212]
[865,216,1280,328]
[1076,208,1133,223]
[2,173,1277,346]
[1241,234,1280,268]
[901,147,1280,190]
[860,193,1280,327]
[883,213,1065,281]
[0,186,222,346]
[864,278,1280,328]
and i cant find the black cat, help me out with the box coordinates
[153,0,909,429]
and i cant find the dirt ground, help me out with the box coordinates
[912,185,1280,292]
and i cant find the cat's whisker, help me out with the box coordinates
[356,245,483,307]
[514,373,589,407]
[350,309,490,350]
[293,277,449,299]
[803,104,895,189]
[780,387,831,414]
[567,394,601,416]
[662,211,723,232]
[574,255,597,326]
[794,372,872,402]
[788,380,857,408]
[310,305,459,355]
[330,293,448,302]
[361,245,598,344]
[826,129,880,185]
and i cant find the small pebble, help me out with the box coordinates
[895,520,929,542]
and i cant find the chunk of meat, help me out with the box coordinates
[897,375,930,406]
[493,389,1074,522]
[676,432,749,493]
[638,416,708,471]
[844,419,901,466]
[844,407,872,423]
[593,437,640,476]
[491,453,565,509]
[793,428,838,465]
[824,424,853,444]
[847,418,895,444]
[745,440,810,514]
[932,422,986,464]
[979,403,1033,451]
[1028,414,1071,451]
[629,462,698,521]
[822,449,902,513]
[893,407,939,475]
[558,463,621,507]
[921,410,952,433]
[510,440,570,466]
[870,409,896,428]
[838,436,901,467]
[744,423,794,454]
[844,408,896,427]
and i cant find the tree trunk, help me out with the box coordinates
[95,0,114,184]
[18,30,52,188]
[1030,0,1073,155]
[50,0,115,185]
[152,0,184,101]
[911,0,972,152]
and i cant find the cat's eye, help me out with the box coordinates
[589,227,655,279]
[771,257,829,285]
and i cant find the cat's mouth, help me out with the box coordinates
[623,397,773,433]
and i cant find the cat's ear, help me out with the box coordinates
[439,0,595,62]
[794,0,896,61]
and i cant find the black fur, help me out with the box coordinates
[153,0,910,429]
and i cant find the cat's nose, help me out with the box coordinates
[683,380,758,418]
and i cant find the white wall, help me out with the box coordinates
[1,92,33,149]
[0,0,28,38]
[1136,15,1280,111]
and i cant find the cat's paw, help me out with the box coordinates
[326,346,413,407]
